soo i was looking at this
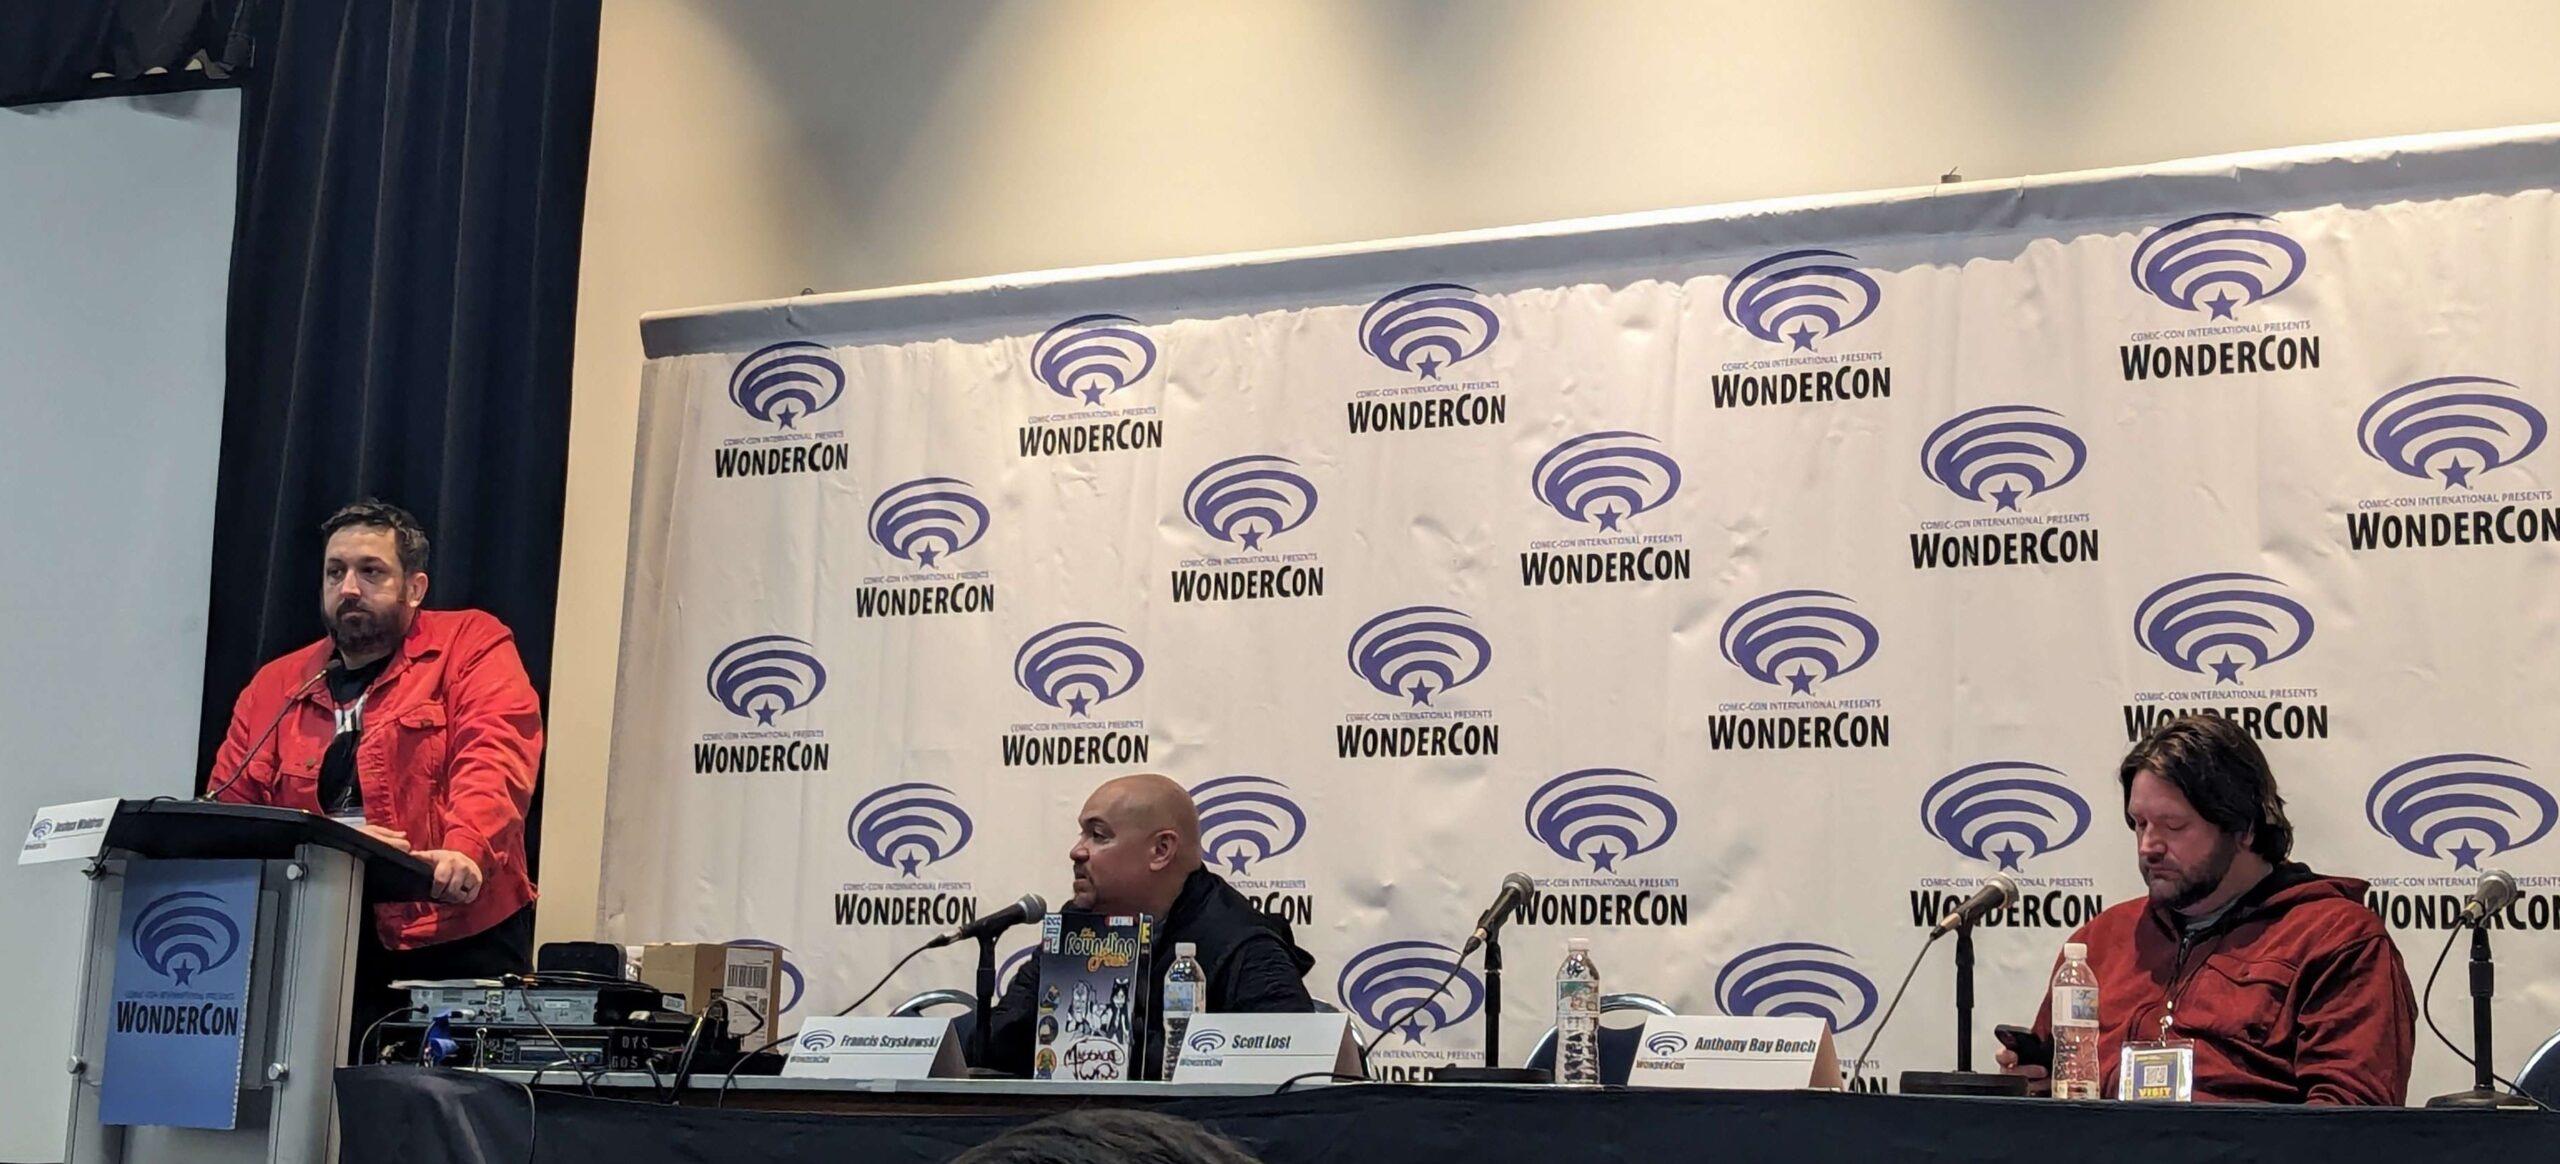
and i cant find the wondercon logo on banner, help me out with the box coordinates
[1187,1029,1228,1054]
[2130,212,2307,319]
[2367,754,2558,871]
[1722,249,1881,352]
[1339,940,1484,1045]
[1920,762,2092,872]
[132,891,242,986]
[1000,945,1036,989]
[1014,622,1145,717]
[1525,768,1678,872]
[1183,455,1319,550]
[729,341,846,430]
[866,477,990,567]
[1644,1030,1689,1057]
[1714,942,1878,1033]
[1348,605,1492,706]
[1031,313,1157,407]
[1189,775,1306,876]
[1359,283,1499,379]
[730,939,804,1014]
[798,1030,839,1052]
[2357,376,2546,491]
[848,782,974,877]
[2132,572,2314,686]
[1919,405,2088,511]
[1718,590,1880,695]
[706,635,828,724]
[1531,431,1682,530]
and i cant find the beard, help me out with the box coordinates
[325,591,412,659]
[2143,832,2242,913]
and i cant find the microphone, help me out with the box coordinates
[1929,873,2021,937]
[2460,869,2518,925]
[201,667,330,803]
[926,893,1047,948]
[1459,873,1536,955]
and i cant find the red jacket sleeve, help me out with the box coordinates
[2293,927,2417,1105]
[433,620,544,876]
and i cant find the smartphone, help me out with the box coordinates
[1993,1024,2052,1069]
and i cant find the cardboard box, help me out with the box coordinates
[639,942,784,1040]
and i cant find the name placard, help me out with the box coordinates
[779,1016,964,1080]
[1171,1012,1358,1084]
[1625,1016,1841,1091]
[20,798,118,865]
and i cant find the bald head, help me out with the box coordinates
[1068,774,1204,915]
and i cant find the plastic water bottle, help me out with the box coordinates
[2050,941,2102,1099]
[1160,942,1205,1080]
[1554,937,1601,1087]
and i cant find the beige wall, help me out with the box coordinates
[546,0,2560,942]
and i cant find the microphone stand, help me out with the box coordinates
[1433,931,1545,1084]
[2427,919,2538,1109]
[1897,915,2022,1096]
[1953,918,1976,1073]
[969,932,1001,1077]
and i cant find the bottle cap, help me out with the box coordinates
[1175,942,1197,958]
[1567,937,1591,952]
[2062,942,2088,961]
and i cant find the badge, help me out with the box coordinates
[2118,1039,2195,1101]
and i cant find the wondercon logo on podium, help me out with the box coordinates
[27,819,50,841]
[1919,405,2088,511]
[798,1030,839,1052]
[1013,621,1145,717]
[1359,283,1499,379]
[1644,1030,1689,1057]
[132,891,243,986]
[2357,376,2546,491]
[1031,313,1157,407]
[1718,590,1880,695]
[848,782,974,877]
[706,635,828,724]
[1525,768,1679,872]
[1714,942,1878,1033]
[1182,455,1319,550]
[1531,431,1682,530]
[1190,775,1306,876]
[2130,212,2307,318]
[867,477,990,567]
[1339,940,1483,1045]
[1722,249,1881,352]
[1348,605,1492,706]
[2367,754,2558,871]
[1920,762,2092,872]
[728,341,846,430]
[2132,572,2314,686]
[1187,1029,1228,1054]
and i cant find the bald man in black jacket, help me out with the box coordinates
[982,774,1316,1079]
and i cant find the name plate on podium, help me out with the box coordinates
[780,1016,964,1080]
[1626,1016,1841,1091]
[1171,1012,1358,1084]
[20,797,119,865]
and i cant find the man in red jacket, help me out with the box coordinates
[1999,713,2414,1104]
[208,500,543,1047]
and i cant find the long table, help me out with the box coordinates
[335,1066,2560,1164]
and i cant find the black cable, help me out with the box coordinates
[1273,1071,1373,1094]
[715,938,936,1107]
[1355,961,1472,1078]
[1847,930,1941,1091]
[510,1072,540,1164]
[201,667,327,801]
[2419,920,2553,1111]
[513,983,599,1096]
[357,1006,425,1065]
[666,998,727,1104]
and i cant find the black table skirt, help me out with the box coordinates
[335,1066,2560,1164]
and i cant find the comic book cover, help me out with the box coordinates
[1031,911,1152,1081]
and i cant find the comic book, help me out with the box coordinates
[1031,911,1153,1081]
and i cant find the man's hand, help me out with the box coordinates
[417,849,485,904]
[1995,1045,2051,1097]
[358,824,412,853]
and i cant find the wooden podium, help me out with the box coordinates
[59,800,431,1164]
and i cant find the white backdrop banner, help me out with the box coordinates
[603,125,2560,1095]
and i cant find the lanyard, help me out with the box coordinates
[2157,927,2228,1040]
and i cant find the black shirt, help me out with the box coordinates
[318,654,391,817]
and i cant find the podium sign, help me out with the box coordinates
[780,1016,966,1080]
[1171,1013,1359,1084]
[1626,1016,1842,1091]
[19,797,118,865]
[99,859,262,1129]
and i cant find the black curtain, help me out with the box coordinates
[192,0,602,887]
[0,0,254,107]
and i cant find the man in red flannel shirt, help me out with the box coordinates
[1999,713,2415,1103]
[209,500,543,1048]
